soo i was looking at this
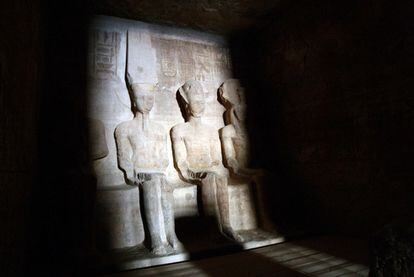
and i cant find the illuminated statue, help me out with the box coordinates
[171,80,244,242]
[219,79,251,177]
[219,79,275,231]
[115,78,179,255]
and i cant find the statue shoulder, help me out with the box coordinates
[220,124,236,138]
[171,122,188,138]
[115,120,132,136]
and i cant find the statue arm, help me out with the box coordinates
[209,130,223,170]
[220,128,239,173]
[171,127,190,181]
[115,125,134,184]
[162,133,169,168]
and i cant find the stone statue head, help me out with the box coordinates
[218,79,246,108]
[126,73,156,114]
[178,80,206,118]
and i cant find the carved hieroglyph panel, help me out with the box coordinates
[151,37,232,86]
[91,30,120,81]
[151,37,232,120]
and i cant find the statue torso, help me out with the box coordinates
[174,122,219,172]
[124,119,168,173]
[224,124,250,169]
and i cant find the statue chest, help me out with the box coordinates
[129,131,165,152]
[183,135,212,157]
[232,135,250,165]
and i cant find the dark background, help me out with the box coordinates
[241,0,414,236]
[1,0,413,275]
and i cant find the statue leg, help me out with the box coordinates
[212,174,245,242]
[252,174,276,232]
[141,176,171,255]
[160,178,181,251]
[200,174,218,217]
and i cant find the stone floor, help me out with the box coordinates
[101,236,370,276]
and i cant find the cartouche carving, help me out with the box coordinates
[115,77,179,255]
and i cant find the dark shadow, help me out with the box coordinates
[182,250,308,277]
[137,185,150,252]
[227,0,414,239]
[175,216,243,257]
[175,90,188,123]
[26,1,97,276]
[293,236,370,265]
[225,30,317,238]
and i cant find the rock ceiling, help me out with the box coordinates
[89,0,284,34]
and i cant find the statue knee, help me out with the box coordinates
[141,179,160,195]
[215,175,228,187]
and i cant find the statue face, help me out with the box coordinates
[220,79,246,107]
[187,91,205,117]
[180,81,205,118]
[131,84,155,113]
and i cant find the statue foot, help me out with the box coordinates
[222,226,245,243]
[168,235,183,252]
[164,243,175,255]
[151,243,174,256]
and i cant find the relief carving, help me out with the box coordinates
[115,76,180,255]
[92,30,120,80]
[171,80,245,242]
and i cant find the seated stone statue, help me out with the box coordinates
[171,80,244,242]
[115,78,179,255]
[219,79,275,231]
